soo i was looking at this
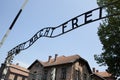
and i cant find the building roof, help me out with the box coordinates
[28,54,92,73]
[41,55,80,67]
[95,71,112,78]
[9,64,29,76]
[92,73,106,80]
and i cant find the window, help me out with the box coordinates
[8,74,15,80]
[35,63,40,67]
[61,67,66,79]
[24,78,28,80]
[37,73,42,80]
[17,76,22,80]
[32,71,37,79]
[32,71,42,80]
[43,70,48,80]
[50,68,56,80]
[76,70,80,80]
[83,73,87,80]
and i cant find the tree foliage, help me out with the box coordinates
[94,0,120,77]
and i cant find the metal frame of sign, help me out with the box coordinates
[0,0,120,79]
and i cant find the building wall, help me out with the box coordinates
[44,64,72,80]
[28,61,91,80]
[7,71,28,80]
[28,62,44,80]
[91,74,105,80]
[8,73,15,80]
[1,64,29,80]
[105,77,116,80]
[72,61,91,80]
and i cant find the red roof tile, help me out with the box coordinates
[9,64,29,76]
[95,71,112,78]
[41,55,80,67]
[28,54,92,73]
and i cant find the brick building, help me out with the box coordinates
[0,63,29,80]
[92,68,116,80]
[91,73,105,80]
[28,54,92,80]
[95,71,116,80]
[1,54,116,80]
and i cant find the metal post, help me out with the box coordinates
[0,0,28,79]
[0,0,28,48]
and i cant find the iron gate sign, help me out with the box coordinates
[6,0,120,63]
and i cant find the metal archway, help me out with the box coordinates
[1,0,120,79]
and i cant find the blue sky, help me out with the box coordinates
[0,0,107,71]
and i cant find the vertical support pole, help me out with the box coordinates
[0,0,28,79]
[0,0,28,48]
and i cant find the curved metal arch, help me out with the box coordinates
[7,0,120,63]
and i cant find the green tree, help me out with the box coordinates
[94,0,120,78]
